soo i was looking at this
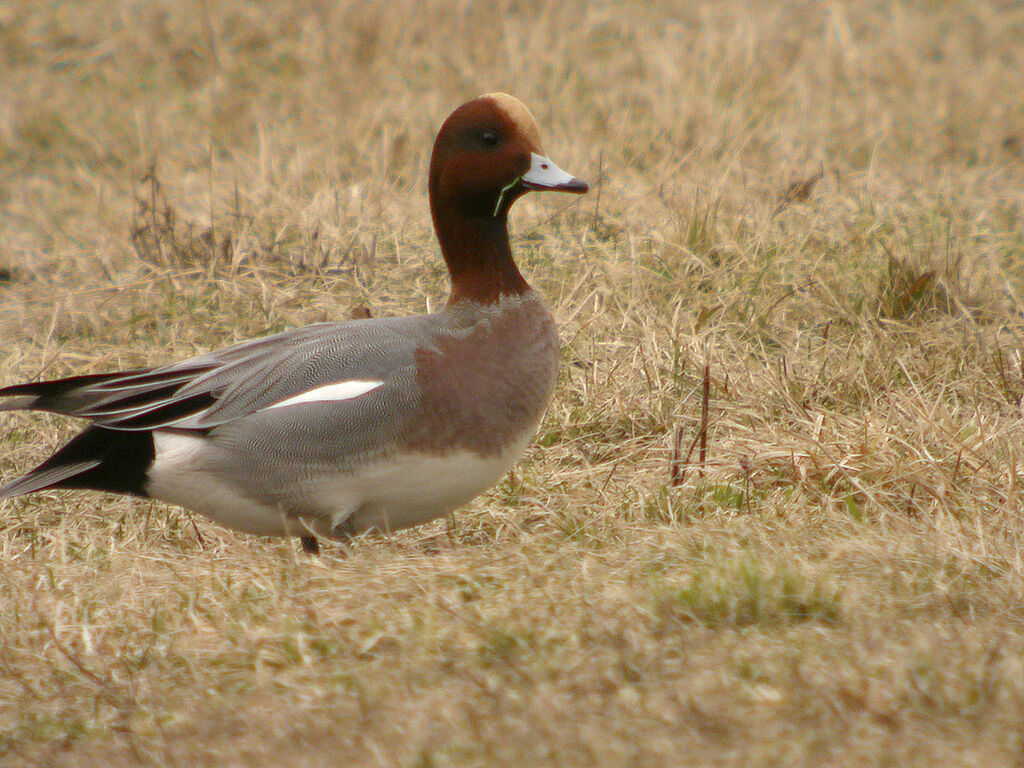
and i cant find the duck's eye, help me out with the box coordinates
[480,130,500,148]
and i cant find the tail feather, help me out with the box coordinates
[1,370,147,403]
[0,460,102,498]
[0,427,154,499]
[0,396,39,413]
[0,368,158,418]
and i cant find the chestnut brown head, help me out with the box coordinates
[429,93,588,221]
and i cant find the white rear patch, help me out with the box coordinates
[151,431,205,467]
[263,380,383,410]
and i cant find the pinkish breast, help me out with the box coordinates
[410,294,559,457]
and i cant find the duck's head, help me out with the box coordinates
[429,93,587,221]
[428,93,588,303]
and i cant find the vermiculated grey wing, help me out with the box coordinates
[0,316,433,432]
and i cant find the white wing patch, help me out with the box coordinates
[263,380,384,411]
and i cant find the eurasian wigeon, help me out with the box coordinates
[0,93,588,553]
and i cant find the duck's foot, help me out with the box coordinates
[300,536,320,555]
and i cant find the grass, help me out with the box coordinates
[3,0,1024,765]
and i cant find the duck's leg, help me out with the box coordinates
[300,536,320,555]
[280,507,321,556]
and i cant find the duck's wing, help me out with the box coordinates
[0,318,428,432]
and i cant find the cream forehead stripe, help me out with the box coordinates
[479,92,542,146]
[262,380,384,410]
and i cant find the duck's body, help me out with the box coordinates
[143,293,559,540]
[0,93,586,548]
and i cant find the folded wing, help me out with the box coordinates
[0,317,426,432]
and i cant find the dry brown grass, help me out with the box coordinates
[3,0,1024,765]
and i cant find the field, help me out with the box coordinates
[2,1,1024,765]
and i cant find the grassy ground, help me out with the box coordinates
[2,0,1024,765]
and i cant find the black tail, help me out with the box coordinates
[0,427,154,499]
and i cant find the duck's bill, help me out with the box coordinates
[522,153,589,194]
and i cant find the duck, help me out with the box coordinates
[0,93,588,554]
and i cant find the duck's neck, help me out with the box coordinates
[432,203,530,305]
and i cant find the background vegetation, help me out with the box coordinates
[2,1,1024,764]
